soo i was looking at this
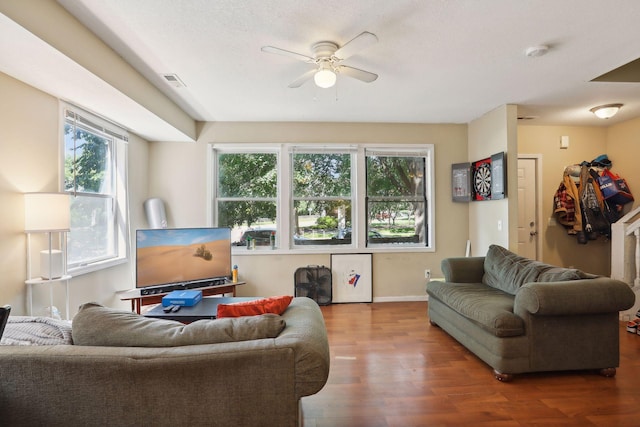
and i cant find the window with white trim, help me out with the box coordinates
[291,148,354,246]
[365,148,430,247]
[214,150,279,247]
[212,144,434,251]
[63,106,129,272]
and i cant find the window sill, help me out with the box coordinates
[232,245,434,256]
[68,256,128,277]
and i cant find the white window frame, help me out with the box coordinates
[364,146,434,249]
[210,143,435,254]
[289,146,356,249]
[211,145,281,248]
[61,103,129,275]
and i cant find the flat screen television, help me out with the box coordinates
[136,227,232,291]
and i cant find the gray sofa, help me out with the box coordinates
[0,297,329,427]
[427,245,635,381]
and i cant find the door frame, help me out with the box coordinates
[517,154,543,261]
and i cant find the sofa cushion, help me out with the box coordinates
[482,245,595,295]
[217,295,293,318]
[427,281,524,337]
[72,302,286,347]
[536,267,596,282]
[482,245,548,295]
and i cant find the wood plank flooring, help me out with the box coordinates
[301,301,640,427]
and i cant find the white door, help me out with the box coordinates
[517,157,539,260]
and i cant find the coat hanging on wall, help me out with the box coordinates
[553,156,633,244]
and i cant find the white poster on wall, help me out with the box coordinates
[330,253,372,303]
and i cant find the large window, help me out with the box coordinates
[366,149,428,247]
[63,106,128,272]
[212,144,434,252]
[292,150,353,246]
[214,151,278,247]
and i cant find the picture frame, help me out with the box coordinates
[490,151,506,200]
[331,253,372,303]
[451,162,472,202]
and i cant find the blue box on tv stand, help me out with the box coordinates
[162,290,203,307]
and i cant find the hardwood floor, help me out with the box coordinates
[301,301,640,427]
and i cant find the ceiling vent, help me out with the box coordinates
[162,73,186,88]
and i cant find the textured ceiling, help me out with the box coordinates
[10,1,640,130]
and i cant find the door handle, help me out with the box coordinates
[529,231,538,236]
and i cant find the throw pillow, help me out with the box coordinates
[536,267,596,282]
[482,245,549,295]
[72,302,285,347]
[217,295,293,318]
[1,316,73,346]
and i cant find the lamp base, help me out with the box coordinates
[40,250,63,279]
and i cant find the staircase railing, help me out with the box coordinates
[610,205,640,287]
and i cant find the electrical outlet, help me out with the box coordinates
[425,269,431,279]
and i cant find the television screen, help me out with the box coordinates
[136,227,232,289]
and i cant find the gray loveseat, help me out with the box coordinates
[0,297,329,426]
[427,245,635,381]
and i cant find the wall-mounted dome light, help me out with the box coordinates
[590,103,623,119]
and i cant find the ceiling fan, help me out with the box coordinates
[261,31,379,89]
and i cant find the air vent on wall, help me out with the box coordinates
[162,73,186,88]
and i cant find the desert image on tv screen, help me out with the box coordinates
[136,228,231,287]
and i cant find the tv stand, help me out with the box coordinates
[119,281,245,314]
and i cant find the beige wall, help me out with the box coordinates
[518,125,612,274]
[0,73,58,313]
[0,0,196,142]
[468,105,518,255]
[5,61,640,313]
[0,72,149,315]
[0,71,471,311]
[147,121,470,300]
[605,116,640,202]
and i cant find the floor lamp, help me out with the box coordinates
[24,192,71,318]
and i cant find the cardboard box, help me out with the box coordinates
[162,290,203,307]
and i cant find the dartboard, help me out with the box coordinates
[473,161,492,199]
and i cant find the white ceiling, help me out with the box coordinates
[8,1,640,133]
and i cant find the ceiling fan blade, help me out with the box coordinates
[288,68,317,88]
[334,31,378,60]
[261,46,315,63]
[337,65,378,83]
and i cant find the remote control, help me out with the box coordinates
[171,305,181,312]
[163,305,174,313]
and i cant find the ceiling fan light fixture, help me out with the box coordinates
[314,65,337,88]
[590,103,623,119]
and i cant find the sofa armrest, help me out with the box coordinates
[441,256,485,283]
[514,277,635,316]
[277,297,330,399]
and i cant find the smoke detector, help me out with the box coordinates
[525,45,549,58]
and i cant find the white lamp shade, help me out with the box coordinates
[314,68,337,88]
[24,193,71,232]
